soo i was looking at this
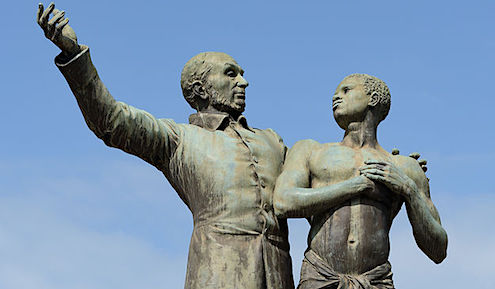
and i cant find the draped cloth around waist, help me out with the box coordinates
[297,250,394,289]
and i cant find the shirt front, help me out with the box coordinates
[56,47,294,289]
[175,112,285,237]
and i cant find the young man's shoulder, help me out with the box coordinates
[392,154,427,184]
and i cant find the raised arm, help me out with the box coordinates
[273,140,374,218]
[37,3,180,170]
[361,157,448,263]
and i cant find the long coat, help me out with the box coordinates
[55,46,294,289]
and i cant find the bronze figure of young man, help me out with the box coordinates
[36,3,294,289]
[274,74,447,289]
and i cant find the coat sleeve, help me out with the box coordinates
[55,45,180,171]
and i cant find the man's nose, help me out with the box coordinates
[236,75,249,88]
[333,94,341,101]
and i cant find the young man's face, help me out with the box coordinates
[332,77,370,130]
[205,54,249,115]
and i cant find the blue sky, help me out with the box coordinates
[1,0,494,288]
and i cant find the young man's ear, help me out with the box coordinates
[192,81,208,101]
[368,91,379,107]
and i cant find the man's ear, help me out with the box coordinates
[368,91,379,107]
[192,81,208,101]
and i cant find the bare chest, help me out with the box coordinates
[309,145,391,187]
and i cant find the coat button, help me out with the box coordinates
[263,203,271,211]
[260,180,266,188]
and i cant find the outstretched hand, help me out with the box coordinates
[37,2,81,58]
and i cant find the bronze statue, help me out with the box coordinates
[37,3,293,289]
[37,3,439,289]
[274,74,447,289]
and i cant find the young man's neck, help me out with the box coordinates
[341,114,379,149]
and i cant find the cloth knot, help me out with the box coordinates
[297,249,395,289]
[338,273,372,289]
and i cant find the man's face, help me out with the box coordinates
[205,54,249,115]
[332,77,370,129]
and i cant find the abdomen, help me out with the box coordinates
[308,198,392,274]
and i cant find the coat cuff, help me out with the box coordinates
[55,45,97,88]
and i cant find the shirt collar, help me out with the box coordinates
[189,111,251,131]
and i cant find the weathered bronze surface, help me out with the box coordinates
[274,74,447,289]
[37,3,445,289]
[37,3,293,289]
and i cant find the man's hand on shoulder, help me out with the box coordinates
[391,148,428,173]
[37,2,81,58]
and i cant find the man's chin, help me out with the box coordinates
[227,100,245,114]
[235,102,246,113]
[333,112,348,130]
[211,102,245,115]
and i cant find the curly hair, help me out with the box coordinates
[343,73,391,123]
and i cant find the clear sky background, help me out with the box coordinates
[1,1,494,288]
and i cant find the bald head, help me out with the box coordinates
[181,52,237,110]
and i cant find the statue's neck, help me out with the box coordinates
[342,115,379,149]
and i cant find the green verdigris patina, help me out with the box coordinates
[274,74,448,289]
[37,3,442,289]
[37,3,293,289]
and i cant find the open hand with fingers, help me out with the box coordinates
[37,2,81,58]
[359,160,417,199]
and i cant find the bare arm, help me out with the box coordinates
[361,158,448,263]
[37,3,180,170]
[273,140,374,218]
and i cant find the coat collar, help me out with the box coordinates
[189,112,251,131]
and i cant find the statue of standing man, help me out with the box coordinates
[37,3,294,289]
[274,74,447,289]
